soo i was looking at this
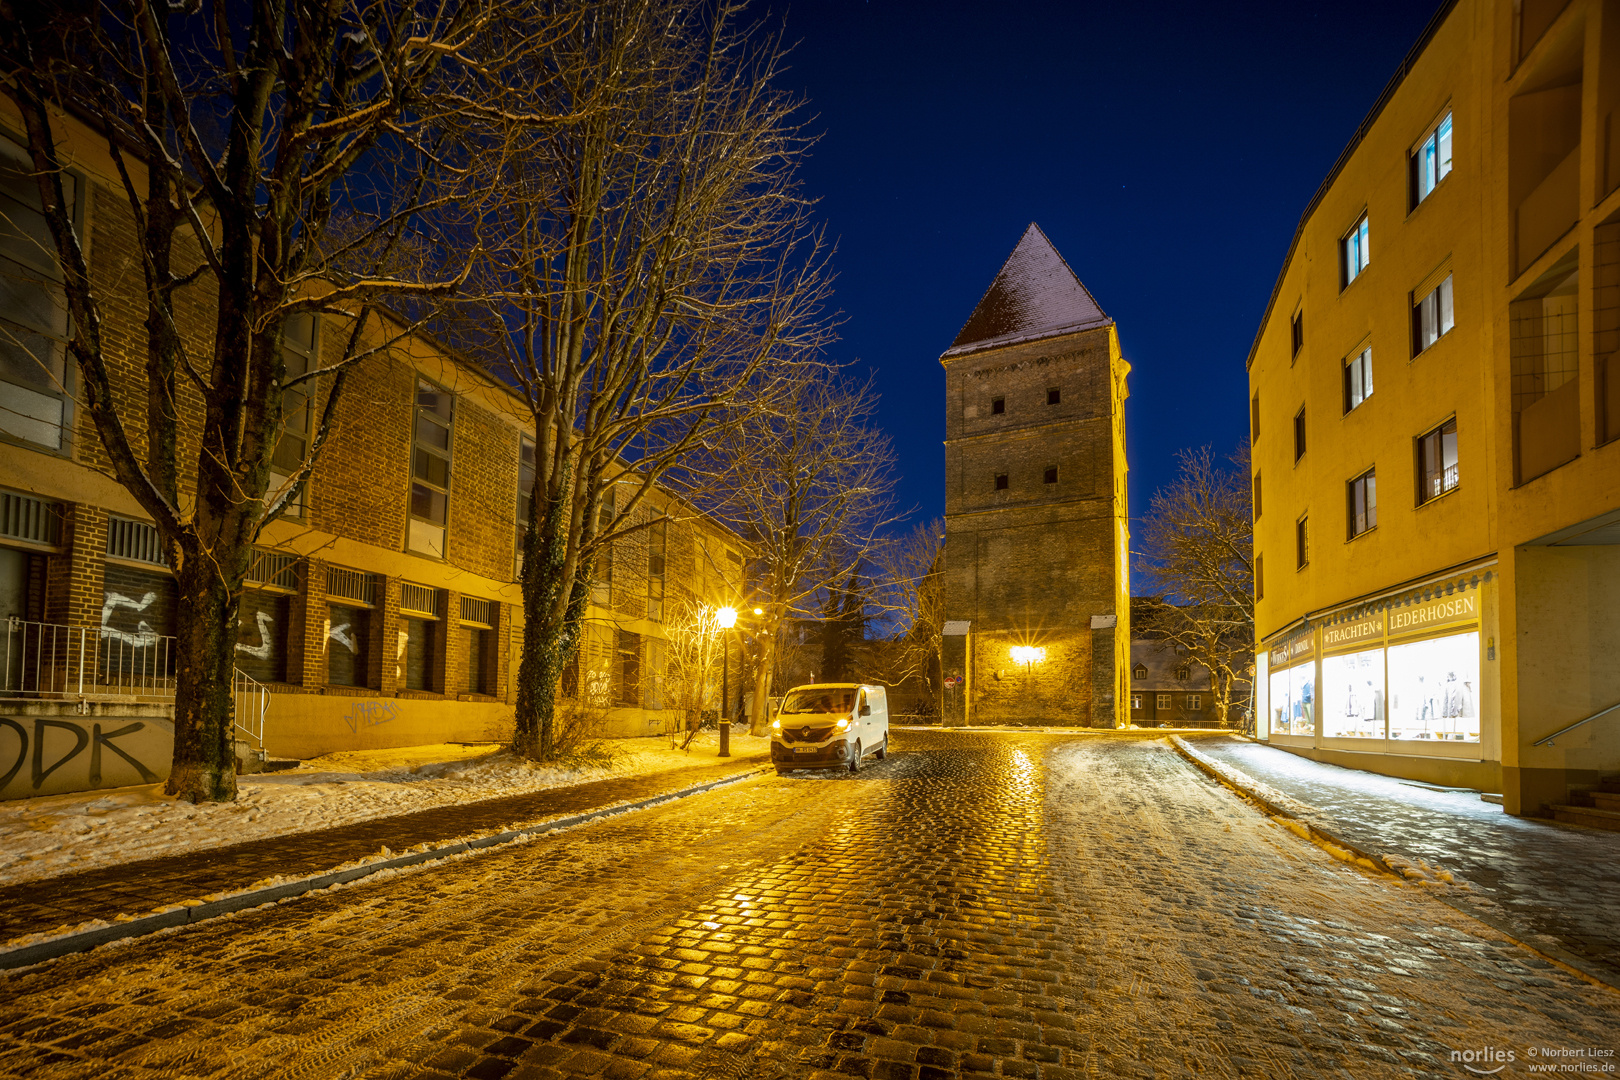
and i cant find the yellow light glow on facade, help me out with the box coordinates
[1009,646,1046,665]
[715,606,737,628]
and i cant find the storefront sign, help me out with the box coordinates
[1387,591,1479,637]
[1321,612,1384,654]
[1266,630,1313,670]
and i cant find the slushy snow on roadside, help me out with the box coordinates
[0,731,769,886]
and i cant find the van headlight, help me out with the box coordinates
[835,717,850,731]
[770,718,781,730]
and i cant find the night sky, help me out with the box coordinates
[779,0,1441,553]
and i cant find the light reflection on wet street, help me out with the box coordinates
[1,731,1616,1079]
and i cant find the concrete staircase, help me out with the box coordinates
[1551,776,1620,832]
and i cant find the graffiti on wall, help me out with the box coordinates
[341,700,398,734]
[0,716,160,796]
[236,610,275,660]
[100,591,160,647]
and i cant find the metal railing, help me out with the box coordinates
[3,617,269,748]
[1533,700,1620,747]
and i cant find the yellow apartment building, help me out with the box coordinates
[0,101,745,798]
[1249,0,1620,819]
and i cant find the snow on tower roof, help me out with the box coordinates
[942,223,1112,359]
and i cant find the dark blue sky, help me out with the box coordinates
[778,0,1441,543]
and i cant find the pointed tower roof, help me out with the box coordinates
[942,223,1111,359]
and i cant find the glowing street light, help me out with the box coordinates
[716,606,737,628]
[1009,645,1046,666]
[715,606,738,757]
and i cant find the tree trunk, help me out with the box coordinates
[512,497,588,761]
[164,559,241,803]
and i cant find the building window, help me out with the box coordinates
[1293,406,1306,462]
[515,435,535,578]
[399,583,441,692]
[1253,472,1261,520]
[991,396,1005,415]
[1175,665,1190,681]
[994,473,1009,491]
[1296,516,1309,569]
[1347,468,1377,539]
[647,518,667,621]
[1251,393,1260,443]
[1132,664,1147,680]
[0,134,75,451]
[1412,111,1453,207]
[1417,417,1459,503]
[617,629,641,706]
[1290,310,1304,359]
[1047,387,1061,405]
[461,596,496,696]
[1130,693,1143,710]
[591,488,614,606]
[1413,273,1455,354]
[1187,694,1202,711]
[1256,554,1264,601]
[1342,214,1370,287]
[409,379,453,557]
[1043,466,1058,484]
[328,603,372,687]
[1156,693,1171,710]
[1343,345,1373,413]
[269,313,316,517]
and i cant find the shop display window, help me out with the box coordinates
[1270,663,1315,736]
[1323,649,1385,738]
[1388,631,1479,743]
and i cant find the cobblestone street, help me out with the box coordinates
[2,731,1617,1080]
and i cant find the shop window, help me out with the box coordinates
[409,379,453,557]
[1348,468,1377,539]
[1046,387,1061,405]
[1417,417,1459,504]
[1388,631,1479,743]
[1510,258,1580,483]
[1290,309,1304,358]
[268,313,316,517]
[617,629,641,706]
[1268,662,1315,736]
[1155,693,1171,710]
[327,603,372,687]
[515,435,535,578]
[646,519,667,621]
[1412,272,1455,355]
[1343,345,1373,413]
[1293,406,1306,462]
[1341,214,1370,288]
[994,473,1009,491]
[1043,466,1058,485]
[1411,111,1453,208]
[1295,516,1308,570]
[0,134,75,452]
[991,396,1005,415]
[1323,648,1385,739]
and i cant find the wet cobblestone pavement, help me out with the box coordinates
[1187,735,1620,986]
[1,731,1617,1079]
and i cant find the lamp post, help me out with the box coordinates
[716,606,737,757]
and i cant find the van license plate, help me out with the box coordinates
[793,747,815,753]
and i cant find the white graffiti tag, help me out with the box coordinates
[235,610,275,660]
[328,622,356,651]
[100,592,159,647]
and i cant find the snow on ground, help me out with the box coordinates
[0,730,770,887]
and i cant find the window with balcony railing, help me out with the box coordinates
[1417,418,1460,504]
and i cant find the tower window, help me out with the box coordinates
[994,473,1009,491]
[991,396,1005,415]
[1047,387,1061,405]
[1043,467,1057,484]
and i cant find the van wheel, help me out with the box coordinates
[875,737,887,761]
[848,741,861,773]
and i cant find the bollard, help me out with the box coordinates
[718,718,731,757]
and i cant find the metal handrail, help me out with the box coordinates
[1533,700,1620,747]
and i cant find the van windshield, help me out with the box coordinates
[781,688,856,715]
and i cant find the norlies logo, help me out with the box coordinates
[1453,1046,1516,1074]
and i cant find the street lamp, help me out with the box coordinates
[716,606,737,758]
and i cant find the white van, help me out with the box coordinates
[770,683,890,773]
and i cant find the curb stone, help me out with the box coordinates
[1168,735,1620,994]
[0,765,772,973]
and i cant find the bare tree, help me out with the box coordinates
[700,371,897,735]
[866,518,944,709]
[660,596,725,741]
[1137,445,1255,727]
[0,0,562,799]
[457,0,834,761]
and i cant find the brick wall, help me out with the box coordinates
[446,401,520,581]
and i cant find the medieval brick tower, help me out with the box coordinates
[939,224,1130,727]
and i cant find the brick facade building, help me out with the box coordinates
[939,225,1131,727]
[0,106,743,794]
